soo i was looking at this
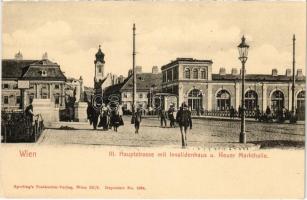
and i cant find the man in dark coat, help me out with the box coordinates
[168,104,176,128]
[134,108,142,134]
[176,102,192,148]
[159,108,167,128]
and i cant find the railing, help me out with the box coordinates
[1,111,44,143]
[191,110,256,118]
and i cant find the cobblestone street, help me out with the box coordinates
[37,116,305,149]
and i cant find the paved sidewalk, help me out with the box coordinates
[38,116,304,149]
[142,114,305,125]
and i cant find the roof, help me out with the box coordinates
[2,59,38,79]
[120,73,162,92]
[95,46,105,64]
[161,57,213,70]
[2,59,66,81]
[103,76,130,96]
[103,73,162,96]
[212,74,306,82]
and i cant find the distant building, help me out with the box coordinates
[103,71,162,112]
[2,52,67,110]
[152,66,159,74]
[161,57,305,116]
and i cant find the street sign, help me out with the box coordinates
[18,80,30,89]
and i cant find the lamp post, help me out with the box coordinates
[238,36,249,144]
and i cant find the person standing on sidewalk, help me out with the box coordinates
[168,104,176,128]
[176,102,192,148]
[159,108,167,128]
[134,108,142,134]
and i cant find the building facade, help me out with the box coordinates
[2,55,67,111]
[103,67,162,112]
[161,58,305,114]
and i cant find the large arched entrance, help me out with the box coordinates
[188,89,203,110]
[216,90,231,111]
[271,90,284,111]
[245,90,258,111]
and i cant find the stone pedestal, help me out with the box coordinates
[32,99,59,125]
[74,102,88,122]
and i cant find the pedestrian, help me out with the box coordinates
[118,104,124,126]
[87,102,93,125]
[159,108,167,127]
[265,106,272,122]
[25,101,34,124]
[91,107,100,130]
[238,105,242,118]
[176,102,192,148]
[229,106,235,119]
[134,108,142,134]
[98,103,109,131]
[168,104,176,128]
[254,105,261,121]
[110,108,121,132]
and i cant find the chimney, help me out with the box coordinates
[219,67,226,75]
[272,69,278,76]
[135,66,142,74]
[152,66,159,74]
[285,69,292,77]
[297,69,303,77]
[14,51,23,60]
[231,68,238,75]
[42,52,48,60]
[118,75,124,83]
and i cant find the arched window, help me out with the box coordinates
[216,90,231,111]
[245,90,258,111]
[185,68,191,79]
[201,69,207,79]
[188,89,203,110]
[297,91,305,111]
[193,69,198,79]
[271,90,284,111]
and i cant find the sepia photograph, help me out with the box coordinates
[0,1,305,198]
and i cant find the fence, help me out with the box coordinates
[1,111,44,143]
[191,110,256,118]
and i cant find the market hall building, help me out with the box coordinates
[161,58,305,116]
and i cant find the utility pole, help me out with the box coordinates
[132,24,136,114]
[291,34,296,114]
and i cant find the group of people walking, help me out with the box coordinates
[159,104,177,128]
[159,103,193,148]
[87,103,124,132]
[87,101,192,149]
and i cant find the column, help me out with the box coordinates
[61,83,65,107]
[262,83,267,112]
[207,84,212,110]
[35,83,38,98]
[288,83,292,110]
[235,82,240,110]
[178,83,184,106]
[36,83,40,99]
[49,83,52,100]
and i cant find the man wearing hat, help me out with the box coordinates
[168,103,176,128]
[176,102,192,148]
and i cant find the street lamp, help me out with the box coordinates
[238,35,249,144]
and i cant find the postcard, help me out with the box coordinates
[0,1,305,198]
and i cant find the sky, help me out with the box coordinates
[2,1,306,87]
